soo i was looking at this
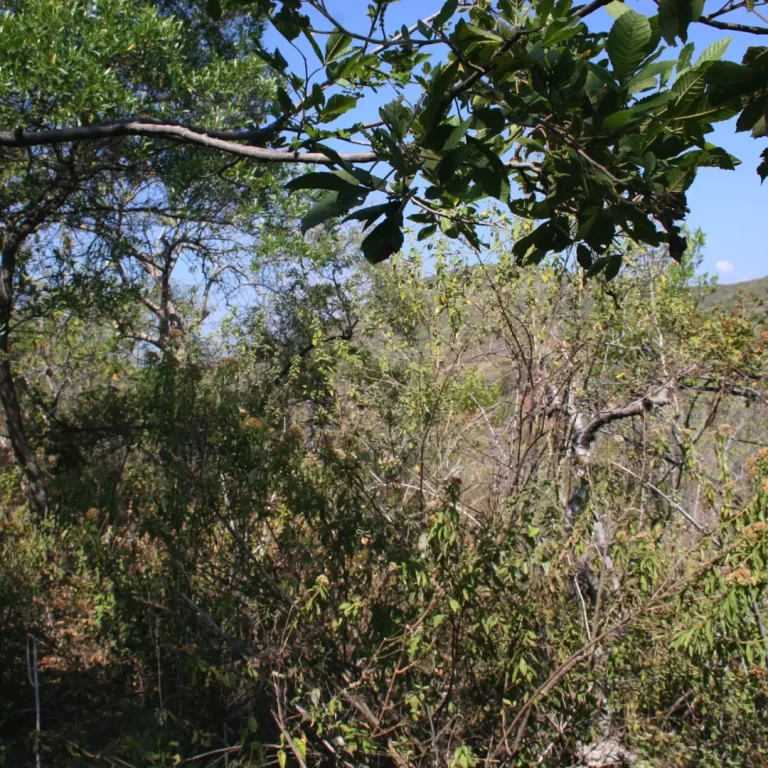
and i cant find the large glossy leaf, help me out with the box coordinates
[343,201,398,230]
[361,214,404,264]
[670,66,711,113]
[658,0,704,45]
[325,31,352,63]
[627,60,675,94]
[319,94,357,121]
[605,1,630,19]
[696,37,732,66]
[285,173,361,194]
[607,10,652,83]
[301,193,360,234]
[433,0,459,28]
[541,18,584,47]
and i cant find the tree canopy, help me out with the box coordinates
[2,0,767,270]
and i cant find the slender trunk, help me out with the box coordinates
[0,232,48,515]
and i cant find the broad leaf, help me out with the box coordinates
[605,1,630,19]
[758,148,768,182]
[285,173,361,194]
[361,214,405,264]
[696,37,732,66]
[325,32,352,63]
[319,94,357,121]
[433,0,459,28]
[607,10,653,83]
[344,201,397,230]
[301,193,359,234]
[658,0,704,45]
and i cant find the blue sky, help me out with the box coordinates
[263,1,767,283]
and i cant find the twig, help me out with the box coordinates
[606,460,707,533]
[27,635,41,768]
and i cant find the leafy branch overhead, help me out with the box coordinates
[2,0,767,272]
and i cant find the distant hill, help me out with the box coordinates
[701,276,768,309]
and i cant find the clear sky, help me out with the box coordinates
[263,1,767,283]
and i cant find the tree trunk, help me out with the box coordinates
[0,232,47,515]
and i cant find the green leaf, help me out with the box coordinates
[671,67,710,112]
[418,224,438,241]
[276,86,294,116]
[602,109,633,132]
[325,31,352,63]
[606,10,653,83]
[473,107,506,133]
[677,42,695,72]
[379,100,411,139]
[437,145,470,184]
[627,60,675,93]
[542,18,583,47]
[327,50,363,83]
[757,148,768,183]
[455,22,505,44]
[605,0,630,18]
[301,193,358,234]
[695,37,731,66]
[537,0,556,21]
[603,253,623,280]
[658,0,704,45]
[248,717,258,733]
[631,90,674,114]
[586,253,619,277]
[285,173,360,194]
[298,83,326,113]
[433,0,459,28]
[706,61,761,86]
[577,210,615,252]
[344,201,397,230]
[303,28,325,63]
[576,243,593,269]
[449,598,461,613]
[319,94,357,121]
[361,213,405,263]
[466,136,510,202]
[421,60,461,130]
[443,117,473,151]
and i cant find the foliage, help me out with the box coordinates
[3,0,768,270]
[2,230,768,766]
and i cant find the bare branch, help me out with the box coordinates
[573,388,671,456]
[0,120,377,164]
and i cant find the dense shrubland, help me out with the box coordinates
[2,231,768,767]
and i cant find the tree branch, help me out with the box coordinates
[573,388,671,456]
[698,15,768,33]
[0,120,377,164]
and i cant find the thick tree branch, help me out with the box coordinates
[571,0,615,18]
[573,388,671,456]
[0,120,377,164]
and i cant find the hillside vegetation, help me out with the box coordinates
[2,235,768,767]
